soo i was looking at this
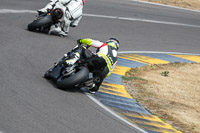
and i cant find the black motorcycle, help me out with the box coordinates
[44,44,103,90]
[27,2,66,32]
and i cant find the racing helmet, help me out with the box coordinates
[53,8,63,19]
[106,38,120,50]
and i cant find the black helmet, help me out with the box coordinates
[53,8,63,19]
[106,38,120,50]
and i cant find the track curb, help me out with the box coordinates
[86,52,200,133]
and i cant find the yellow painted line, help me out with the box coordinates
[99,82,132,98]
[119,112,182,133]
[138,124,181,133]
[121,111,161,122]
[98,53,186,133]
[118,54,169,64]
[169,54,200,63]
[121,112,177,130]
[112,65,131,76]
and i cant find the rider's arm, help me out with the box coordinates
[79,38,104,48]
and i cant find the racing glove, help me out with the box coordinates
[77,39,82,45]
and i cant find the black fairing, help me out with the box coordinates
[48,64,63,80]
[44,45,94,89]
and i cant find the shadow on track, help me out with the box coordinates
[43,76,84,93]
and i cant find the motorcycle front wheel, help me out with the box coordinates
[44,70,51,79]
[56,67,89,90]
[27,15,53,31]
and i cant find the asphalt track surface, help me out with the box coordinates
[1,0,200,133]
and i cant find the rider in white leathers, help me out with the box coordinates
[38,0,84,36]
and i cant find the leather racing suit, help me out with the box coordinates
[66,38,118,91]
[38,0,84,36]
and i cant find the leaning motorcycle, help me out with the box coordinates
[27,2,70,32]
[44,44,102,90]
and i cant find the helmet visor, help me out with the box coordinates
[107,39,119,49]
[107,42,118,49]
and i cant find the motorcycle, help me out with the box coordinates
[44,44,102,90]
[27,2,71,32]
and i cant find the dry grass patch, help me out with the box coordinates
[140,0,200,10]
[123,63,200,133]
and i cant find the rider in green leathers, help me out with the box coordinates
[65,38,120,92]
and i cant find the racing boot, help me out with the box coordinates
[70,16,82,27]
[48,23,68,37]
[88,84,99,94]
[65,52,80,65]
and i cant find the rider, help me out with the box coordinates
[65,38,120,92]
[38,0,85,36]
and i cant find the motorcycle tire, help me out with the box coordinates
[27,15,53,31]
[44,70,52,79]
[56,67,89,90]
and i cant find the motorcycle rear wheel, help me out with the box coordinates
[27,15,53,31]
[56,67,89,90]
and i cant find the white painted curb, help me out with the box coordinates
[83,89,148,133]
[119,51,200,55]
[84,51,199,133]
[1,9,200,28]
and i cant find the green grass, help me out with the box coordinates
[122,75,145,81]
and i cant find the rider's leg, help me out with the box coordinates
[48,10,72,37]
[48,22,68,36]
[62,16,71,34]
[65,46,84,65]
[89,66,109,92]
[49,11,72,37]
[70,16,82,27]
[65,52,80,65]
